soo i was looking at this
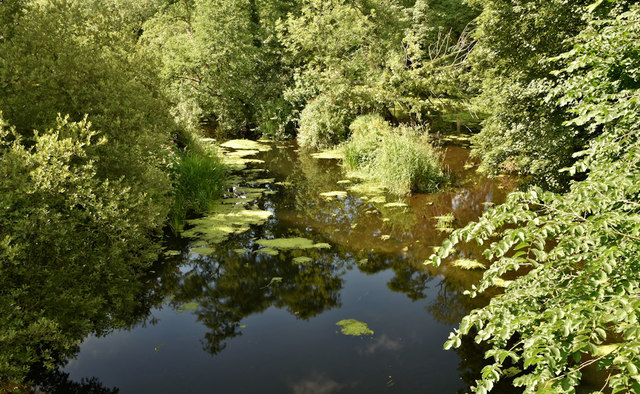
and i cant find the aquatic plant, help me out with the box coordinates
[342,115,446,195]
[169,142,227,232]
[336,319,374,336]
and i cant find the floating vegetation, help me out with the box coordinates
[320,191,348,198]
[182,203,273,245]
[275,181,293,186]
[220,139,271,152]
[263,277,283,288]
[435,213,455,233]
[383,202,408,208]
[233,248,247,254]
[336,319,374,336]
[292,256,313,264]
[380,235,391,241]
[177,302,199,312]
[255,237,329,250]
[256,248,279,256]
[313,243,331,249]
[221,156,265,171]
[310,149,344,160]
[337,179,352,184]
[451,259,486,270]
[163,250,181,256]
[226,149,260,157]
[247,178,275,185]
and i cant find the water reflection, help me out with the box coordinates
[32,140,519,393]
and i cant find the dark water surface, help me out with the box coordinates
[59,141,517,393]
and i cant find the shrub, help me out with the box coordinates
[342,115,445,195]
[0,116,162,384]
[297,94,353,149]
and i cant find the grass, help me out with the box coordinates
[169,143,227,232]
[342,115,446,195]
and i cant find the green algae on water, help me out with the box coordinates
[256,247,279,256]
[451,259,486,270]
[292,256,313,264]
[256,237,326,250]
[320,191,348,198]
[310,149,344,160]
[220,139,271,152]
[336,319,374,336]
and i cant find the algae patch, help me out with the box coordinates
[255,237,329,251]
[292,256,313,264]
[320,191,348,199]
[311,149,344,160]
[221,139,271,152]
[451,259,486,270]
[336,319,374,336]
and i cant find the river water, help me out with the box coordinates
[57,140,518,393]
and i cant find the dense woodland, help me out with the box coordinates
[1,0,639,392]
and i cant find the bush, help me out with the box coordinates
[168,142,227,232]
[297,94,353,148]
[0,116,162,384]
[342,115,445,195]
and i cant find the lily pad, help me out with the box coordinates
[233,248,247,254]
[451,259,486,270]
[336,319,374,336]
[163,250,181,256]
[313,243,331,249]
[256,237,313,250]
[337,179,352,184]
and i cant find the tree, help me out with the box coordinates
[429,4,640,392]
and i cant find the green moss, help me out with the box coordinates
[336,319,374,336]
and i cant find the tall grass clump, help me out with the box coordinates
[342,114,445,195]
[168,140,227,232]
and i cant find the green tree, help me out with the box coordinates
[0,116,162,384]
[430,4,640,392]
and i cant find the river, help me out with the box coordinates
[49,139,519,393]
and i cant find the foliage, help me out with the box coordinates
[0,116,161,384]
[429,5,640,392]
[342,115,445,195]
[466,0,622,189]
[0,0,175,226]
[141,0,296,136]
